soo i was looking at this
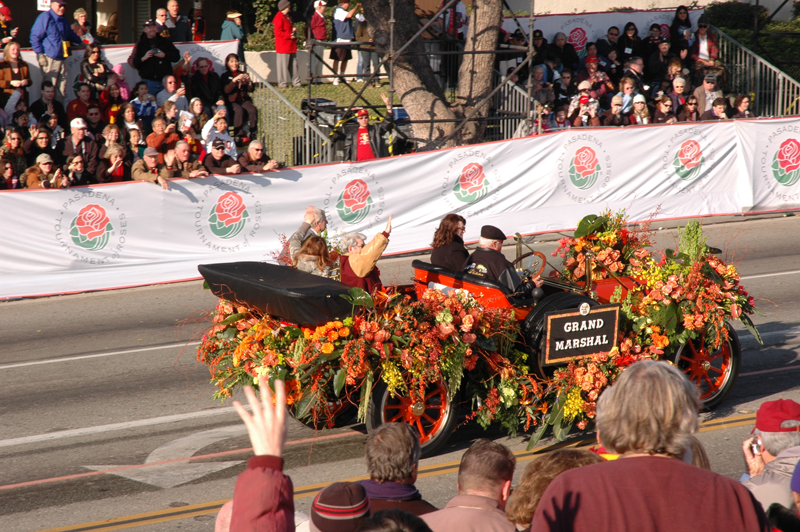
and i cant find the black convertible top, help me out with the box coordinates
[198,262,353,326]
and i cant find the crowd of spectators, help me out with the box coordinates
[497,6,757,132]
[0,1,276,190]
[213,359,800,532]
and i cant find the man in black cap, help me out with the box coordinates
[462,225,543,293]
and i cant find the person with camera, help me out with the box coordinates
[132,19,181,98]
[569,95,601,127]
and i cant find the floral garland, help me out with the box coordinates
[197,211,760,448]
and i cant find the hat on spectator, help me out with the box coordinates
[532,29,544,39]
[0,5,12,20]
[50,0,68,5]
[633,94,646,104]
[36,154,54,164]
[143,147,159,158]
[71,118,87,129]
[512,29,525,40]
[659,36,670,44]
[792,461,800,493]
[310,482,370,532]
[227,11,242,18]
[144,19,157,27]
[585,55,598,64]
[278,0,290,10]
[314,0,327,6]
[753,399,800,433]
[356,108,369,117]
[212,139,226,150]
[579,95,590,104]
[577,80,592,91]
[611,94,624,106]
[704,72,717,84]
[480,225,506,242]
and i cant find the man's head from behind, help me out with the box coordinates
[753,399,800,459]
[456,439,516,506]
[478,225,506,252]
[365,423,421,484]
[597,360,699,458]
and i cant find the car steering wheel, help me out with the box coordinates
[511,251,546,278]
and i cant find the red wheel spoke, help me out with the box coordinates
[416,418,427,436]
[384,405,403,410]
[425,390,442,401]
[422,413,437,423]
[709,367,723,374]
[387,412,404,423]
[679,355,694,363]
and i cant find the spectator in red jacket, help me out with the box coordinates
[273,0,301,88]
[309,0,328,84]
[689,14,723,87]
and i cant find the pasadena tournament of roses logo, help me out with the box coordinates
[772,138,800,186]
[70,204,113,251]
[557,133,611,203]
[55,190,127,263]
[196,177,263,252]
[208,191,249,239]
[337,179,373,224]
[559,17,593,59]
[452,162,490,203]
[673,139,705,181]
[568,27,588,59]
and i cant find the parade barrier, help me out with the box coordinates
[20,41,239,103]
[2,117,799,300]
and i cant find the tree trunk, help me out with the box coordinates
[363,0,499,148]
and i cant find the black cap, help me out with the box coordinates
[212,138,226,149]
[659,36,670,44]
[532,29,544,39]
[512,29,525,39]
[481,225,506,242]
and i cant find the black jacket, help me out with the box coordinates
[431,236,468,272]
[191,71,225,111]
[344,114,394,161]
[462,247,520,293]
[132,35,180,82]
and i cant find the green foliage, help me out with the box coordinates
[706,1,768,31]
[678,220,707,263]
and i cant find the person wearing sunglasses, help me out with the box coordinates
[203,138,241,175]
[0,128,27,180]
[652,96,677,124]
[677,98,700,122]
[689,14,723,88]
[0,157,19,189]
[23,153,68,189]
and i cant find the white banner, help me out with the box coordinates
[20,41,239,103]
[502,8,705,59]
[0,118,795,300]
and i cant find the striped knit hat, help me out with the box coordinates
[310,482,370,532]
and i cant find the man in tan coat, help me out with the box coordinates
[131,147,171,189]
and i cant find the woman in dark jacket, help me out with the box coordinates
[618,22,644,64]
[670,5,693,56]
[80,43,113,99]
[547,33,580,73]
[430,213,468,272]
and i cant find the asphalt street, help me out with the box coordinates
[1,214,799,532]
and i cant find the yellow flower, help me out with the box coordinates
[321,342,335,354]
[563,387,585,421]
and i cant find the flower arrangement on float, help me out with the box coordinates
[197,210,761,448]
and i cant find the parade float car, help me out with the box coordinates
[198,215,759,457]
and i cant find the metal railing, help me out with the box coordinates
[246,66,333,167]
[715,26,800,117]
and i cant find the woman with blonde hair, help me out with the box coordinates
[293,235,335,277]
[628,94,650,125]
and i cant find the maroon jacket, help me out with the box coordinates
[341,255,382,294]
[229,455,295,532]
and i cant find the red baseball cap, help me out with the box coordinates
[356,109,369,117]
[585,55,598,64]
[753,399,800,433]
[579,95,590,104]
[0,5,11,20]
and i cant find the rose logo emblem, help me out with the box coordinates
[336,179,373,224]
[673,139,704,181]
[452,162,490,203]
[568,27,588,57]
[208,192,249,239]
[568,146,601,190]
[69,204,114,251]
[772,138,800,187]
[660,24,670,39]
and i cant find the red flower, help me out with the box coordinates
[75,204,111,240]
[568,27,588,51]
[215,192,247,227]
[458,162,486,194]
[573,147,599,178]
[777,138,800,173]
[342,179,371,211]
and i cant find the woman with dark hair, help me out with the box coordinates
[23,125,56,167]
[99,83,125,124]
[80,43,113,98]
[732,94,757,119]
[677,95,700,122]
[652,95,677,124]
[119,103,146,139]
[430,214,468,272]
[293,235,335,277]
[0,128,26,180]
[670,5,693,56]
[507,449,603,531]
[65,153,95,186]
[360,509,434,532]
[189,97,210,135]
[618,22,644,64]
[220,53,257,140]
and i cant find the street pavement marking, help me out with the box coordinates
[740,269,800,280]
[741,364,800,377]
[32,413,758,532]
[0,342,200,370]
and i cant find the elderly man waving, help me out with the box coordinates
[341,215,392,293]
